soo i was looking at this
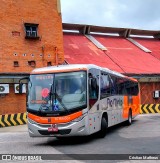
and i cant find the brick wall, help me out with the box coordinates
[0,84,26,115]
[0,0,64,73]
[140,82,160,104]
[0,0,64,115]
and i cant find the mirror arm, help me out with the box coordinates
[19,77,29,94]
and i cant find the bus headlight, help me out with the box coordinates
[72,113,87,122]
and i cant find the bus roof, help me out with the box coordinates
[31,64,93,74]
[31,64,137,82]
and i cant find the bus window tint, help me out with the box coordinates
[29,74,53,102]
[89,69,99,106]
[100,72,110,98]
[117,78,127,95]
[109,75,118,95]
[117,78,139,96]
[125,81,139,95]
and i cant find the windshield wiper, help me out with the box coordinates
[37,82,70,115]
[54,86,70,114]
[38,85,53,114]
[39,87,69,114]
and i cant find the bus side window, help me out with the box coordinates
[100,72,112,99]
[89,75,98,99]
[133,84,139,95]
[109,75,118,95]
[117,78,126,95]
[127,81,139,96]
[89,69,99,107]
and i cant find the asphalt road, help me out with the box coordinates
[0,114,160,163]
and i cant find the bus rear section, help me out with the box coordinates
[84,67,140,137]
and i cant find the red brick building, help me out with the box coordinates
[0,0,64,115]
[1,1,160,118]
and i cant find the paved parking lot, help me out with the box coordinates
[0,114,160,162]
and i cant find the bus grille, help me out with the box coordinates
[38,129,71,135]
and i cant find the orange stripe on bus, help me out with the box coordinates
[123,96,128,119]
[123,95,140,119]
[28,111,83,124]
[125,76,138,82]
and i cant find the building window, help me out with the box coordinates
[28,60,36,67]
[24,23,39,39]
[13,61,19,67]
[47,62,52,66]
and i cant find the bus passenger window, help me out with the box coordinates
[100,72,110,99]
[109,75,118,95]
[89,69,99,107]
[89,78,98,99]
[117,78,127,95]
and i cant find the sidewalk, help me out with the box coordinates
[0,124,27,132]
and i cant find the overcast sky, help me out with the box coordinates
[61,0,160,30]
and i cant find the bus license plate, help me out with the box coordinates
[48,127,58,132]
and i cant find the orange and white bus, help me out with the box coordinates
[23,64,140,138]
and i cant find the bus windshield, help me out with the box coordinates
[28,71,87,115]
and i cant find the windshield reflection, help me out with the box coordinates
[28,71,87,115]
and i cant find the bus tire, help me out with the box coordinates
[98,117,108,138]
[127,110,132,125]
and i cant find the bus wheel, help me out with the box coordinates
[127,110,132,125]
[98,117,108,138]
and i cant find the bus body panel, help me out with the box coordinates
[26,64,140,137]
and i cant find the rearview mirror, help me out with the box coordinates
[18,77,29,94]
[19,83,23,94]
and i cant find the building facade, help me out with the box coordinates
[1,1,160,123]
[0,0,64,115]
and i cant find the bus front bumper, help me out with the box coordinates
[28,116,89,137]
